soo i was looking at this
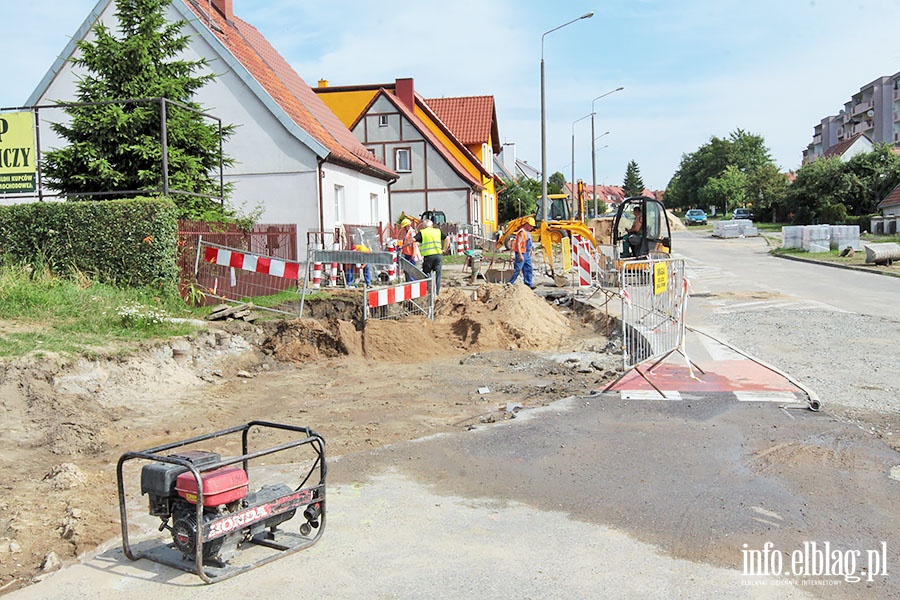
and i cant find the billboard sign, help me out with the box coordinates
[0,111,37,193]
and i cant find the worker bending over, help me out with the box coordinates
[508,216,535,289]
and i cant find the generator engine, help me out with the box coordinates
[140,450,320,566]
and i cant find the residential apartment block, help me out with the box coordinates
[803,72,900,163]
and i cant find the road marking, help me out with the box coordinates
[735,391,802,403]
[620,390,682,400]
[696,334,745,361]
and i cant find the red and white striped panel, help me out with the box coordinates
[367,280,429,308]
[572,235,592,288]
[203,245,301,280]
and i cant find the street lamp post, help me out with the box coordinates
[571,112,592,219]
[541,12,593,222]
[589,130,609,216]
[590,87,623,217]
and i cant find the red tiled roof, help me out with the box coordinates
[821,133,863,159]
[878,183,900,210]
[183,2,394,179]
[425,96,500,153]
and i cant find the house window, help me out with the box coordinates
[334,184,345,222]
[370,193,379,222]
[395,148,411,172]
[378,114,388,127]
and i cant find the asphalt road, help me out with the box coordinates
[10,230,899,600]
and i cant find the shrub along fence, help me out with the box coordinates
[0,196,178,287]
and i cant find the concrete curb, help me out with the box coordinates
[771,251,900,278]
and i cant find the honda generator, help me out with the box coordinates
[117,421,325,583]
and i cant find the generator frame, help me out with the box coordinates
[116,420,326,583]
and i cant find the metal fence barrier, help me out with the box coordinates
[619,257,687,368]
[195,237,304,316]
[364,278,434,321]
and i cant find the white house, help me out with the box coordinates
[25,0,396,259]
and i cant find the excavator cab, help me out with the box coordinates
[611,196,671,260]
[535,194,572,225]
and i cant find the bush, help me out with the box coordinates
[0,197,178,288]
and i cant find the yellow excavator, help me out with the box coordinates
[496,187,672,285]
[496,193,597,275]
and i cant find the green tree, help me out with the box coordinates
[784,156,847,224]
[43,0,234,220]
[498,177,540,223]
[548,171,566,194]
[699,164,747,215]
[622,160,645,197]
[746,163,790,222]
[842,143,900,216]
[665,129,785,217]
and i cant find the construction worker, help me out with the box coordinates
[415,219,447,295]
[346,244,372,286]
[508,216,535,289]
[623,206,643,258]
[399,218,421,267]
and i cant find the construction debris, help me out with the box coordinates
[206,302,258,322]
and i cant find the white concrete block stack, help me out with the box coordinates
[733,219,759,237]
[829,225,861,251]
[713,221,741,238]
[781,225,803,249]
[801,225,831,253]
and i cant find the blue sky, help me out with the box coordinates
[4,0,900,191]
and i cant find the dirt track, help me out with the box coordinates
[0,282,619,594]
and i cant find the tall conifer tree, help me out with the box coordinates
[43,0,233,219]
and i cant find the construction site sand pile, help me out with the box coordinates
[265,284,574,364]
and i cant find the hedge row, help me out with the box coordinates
[0,197,178,288]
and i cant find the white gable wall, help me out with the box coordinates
[354,95,473,225]
[25,0,391,259]
[840,138,874,162]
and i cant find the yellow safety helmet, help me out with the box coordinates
[355,244,370,253]
[400,218,411,227]
[526,216,536,227]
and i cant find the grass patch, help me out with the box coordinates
[770,235,900,277]
[0,263,206,358]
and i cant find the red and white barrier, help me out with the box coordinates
[387,253,397,282]
[571,235,594,288]
[367,280,428,308]
[330,242,339,286]
[203,246,300,280]
[312,262,322,289]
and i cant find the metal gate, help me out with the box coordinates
[619,257,687,368]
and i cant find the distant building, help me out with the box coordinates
[315,78,502,234]
[803,73,900,164]
[873,183,900,234]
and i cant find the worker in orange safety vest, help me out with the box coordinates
[508,216,535,289]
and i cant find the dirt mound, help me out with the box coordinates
[266,284,574,365]
[263,318,361,362]
[667,209,687,232]
[433,284,571,352]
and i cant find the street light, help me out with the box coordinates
[541,11,594,222]
[591,86,623,217]
[571,112,593,218]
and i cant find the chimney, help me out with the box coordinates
[210,0,233,21]
[318,79,329,88]
[395,78,415,110]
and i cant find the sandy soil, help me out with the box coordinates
[0,282,619,594]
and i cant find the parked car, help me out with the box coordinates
[732,208,755,221]
[684,209,708,226]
